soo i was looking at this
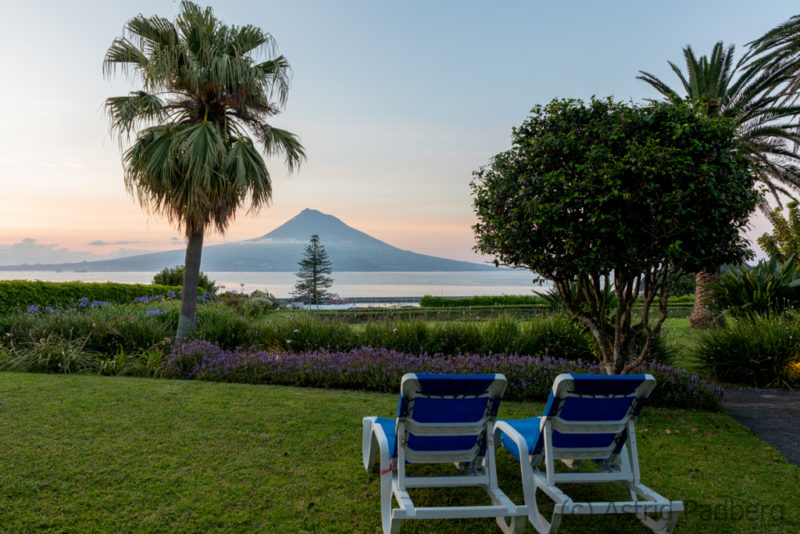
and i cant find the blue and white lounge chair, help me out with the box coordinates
[362,373,526,534]
[495,373,683,534]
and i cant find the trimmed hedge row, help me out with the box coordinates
[0,280,182,313]
[419,294,695,308]
[419,295,545,307]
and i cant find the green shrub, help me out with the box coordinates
[0,280,182,313]
[0,334,96,373]
[709,257,800,317]
[0,304,177,356]
[692,313,800,387]
[153,265,215,291]
[220,291,278,317]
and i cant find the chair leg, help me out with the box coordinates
[379,457,400,534]
[495,515,526,534]
[517,464,559,533]
[637,509,680,534]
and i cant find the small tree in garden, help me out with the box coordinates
[153,265,215,292]
[758,202,800,262]
[292,235,334,306]
[472,98,758,374]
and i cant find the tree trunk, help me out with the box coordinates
[690,269,723,330]
[175,226,205,344]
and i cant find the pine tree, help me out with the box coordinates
[291,235,334,306]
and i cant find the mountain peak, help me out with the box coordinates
[255,208,369,244]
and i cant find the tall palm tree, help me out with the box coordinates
[104,1,304,342]
[638,42,800,328]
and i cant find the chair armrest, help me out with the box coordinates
[494,420,530,461]
[363,416,391,473]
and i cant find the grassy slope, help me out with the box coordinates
[1,373,798,533]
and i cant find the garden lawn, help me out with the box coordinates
[1,373,798,533]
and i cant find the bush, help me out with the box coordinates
[166,342,723,410]
[153,265,215,291]
[1,302,680,365]
[0,334,95,374]
[709,257,800,317]
[692,313,800,387]
[0,303,177,356]
[0,281,183,313]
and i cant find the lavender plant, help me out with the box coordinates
[166,341,722,410]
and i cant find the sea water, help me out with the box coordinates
[0,270,546,298]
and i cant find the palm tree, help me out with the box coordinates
[746,14,800,103]
[104,1,304,342]
[638,42,800,328]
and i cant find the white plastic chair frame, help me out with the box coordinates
[495,374,683,534]
[362,373,527,534]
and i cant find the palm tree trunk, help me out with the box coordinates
[690,269,723,329]
[176,226,205,344]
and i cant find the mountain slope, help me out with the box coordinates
[1,209,494,272]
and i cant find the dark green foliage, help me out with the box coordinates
[0,304,177,357]
[472,98,758,373]
[670,273,696,297]
[693,314,800,387]
[291,234,334,305]
[419,295,546,307]
[0,280,182,313]
[153,265,215,291]
[709,257,800,317]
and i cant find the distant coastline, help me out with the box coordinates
[0,270,540,299]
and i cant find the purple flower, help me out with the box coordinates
[167,290,177,299]
[78,297,90,307]
[164,343,723,411]
[27,305,39,312]
[146,308,167,316]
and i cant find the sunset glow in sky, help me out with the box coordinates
[1,0,798,265]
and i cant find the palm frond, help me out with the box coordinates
[105,92,167,139]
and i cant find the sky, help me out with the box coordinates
[1,0,799,266]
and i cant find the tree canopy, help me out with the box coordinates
[472,98,758,373]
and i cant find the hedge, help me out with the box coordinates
[0,280,182,313]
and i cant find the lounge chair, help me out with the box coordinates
[362,373,526,533]
[495,373,683,533]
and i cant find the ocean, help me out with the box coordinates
[0,270,546,299]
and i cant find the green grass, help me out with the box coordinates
[0,373,797,533]
[661,318,706,372]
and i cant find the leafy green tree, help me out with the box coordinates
[104,2,304,342]
[471,98,757,374]
[638,42,800,329]
[758,202,800,261]
[153,265,214,292]
[291,235,334,306]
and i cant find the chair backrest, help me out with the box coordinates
[394,373,507,464]
[533,373,656,462]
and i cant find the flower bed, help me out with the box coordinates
[167,341,723,411]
